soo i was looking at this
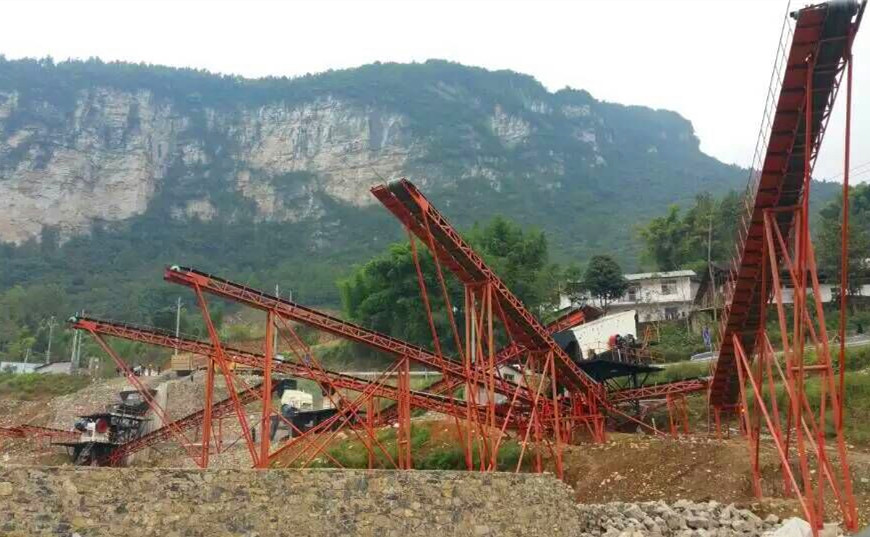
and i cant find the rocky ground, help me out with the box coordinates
[561,434,870,528]
[0,466,845,537]
[573,500,829,537]
[2,377,870,534]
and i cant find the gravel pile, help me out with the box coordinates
[45,375,164,429]
[574,500,825,537]
[162,370,265,418]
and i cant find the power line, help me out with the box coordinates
[821,160,870,181]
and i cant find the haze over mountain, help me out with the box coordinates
[0,56,799,315]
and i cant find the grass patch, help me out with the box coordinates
[732,369,870,446]
[651,321,708,363]
[647,361,711,384]
[0,373,91,400]
[301,422,528,470]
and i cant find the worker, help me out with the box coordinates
[702,326,712,350]
[624,334,637,362]
[613,334,626,362]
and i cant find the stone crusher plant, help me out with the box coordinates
[3,2,863,536]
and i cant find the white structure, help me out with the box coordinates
[696,276,870,307]
[280,389,314,410]
[476,365,526,405]
[0,362,41,374]
[612,270,699,322]
[561,270,699,323]
[568,310,637,358]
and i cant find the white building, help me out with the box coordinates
[476,365,526,405]
[771,283,870,304]
[561,270,700,323]
[695,267,870,308]
[0,362,41,374]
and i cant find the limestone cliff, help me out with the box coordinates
[0,87,417,243]
[0,58,742,248]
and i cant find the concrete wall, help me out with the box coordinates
[0,467,585,537]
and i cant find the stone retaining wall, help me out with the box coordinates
[0,467,583,537]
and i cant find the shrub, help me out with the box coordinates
[0,373,90,400]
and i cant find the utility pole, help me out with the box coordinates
[45,316,56,364]
[273,285,280,356]
[707,215,717,325]
[69,326,78,373]
[75,310,85,368]
[75,330,83,370]
[175,297,183,357]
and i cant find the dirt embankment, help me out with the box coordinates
[562,433,870,527]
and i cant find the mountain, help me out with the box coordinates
[0,56,749,318]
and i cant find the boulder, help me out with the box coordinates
[768,518,812,537]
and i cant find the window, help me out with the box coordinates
[664,307,679,320]
[627,286,639,302]
[661,280,676,295]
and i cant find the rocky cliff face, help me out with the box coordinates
[0,87,418,243]
[0,59,739,248]
[0,88,170,243]
[0,56,752,312]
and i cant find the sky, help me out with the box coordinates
[1,0,867,183]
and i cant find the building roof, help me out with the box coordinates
[624,270,697,281]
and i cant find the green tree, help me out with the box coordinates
[638,205,685,271]
[581,255,629,312]
[0,284,71,360]
[637,191,740,272]
[817,183,870,298]
[338,216,564,353]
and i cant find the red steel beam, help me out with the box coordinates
[70,316,521,432]
[377,307,596,424]
[711,1,864,407]
[607,377,711,404]
[163,266,536,405]
[0,427,22,439]
[371,179,606,404]
[546,306,601,335]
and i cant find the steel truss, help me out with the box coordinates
[71,316,523,467]
[161,266,578,470]
[710,3,863,533]
[69,192,703,474]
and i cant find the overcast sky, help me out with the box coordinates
[1,0,867,183]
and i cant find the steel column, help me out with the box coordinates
[259,310,274,468]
